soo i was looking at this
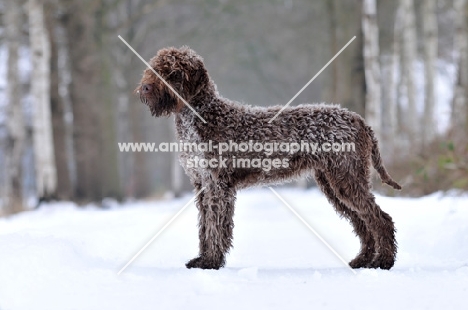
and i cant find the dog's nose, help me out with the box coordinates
[142,84,152,94]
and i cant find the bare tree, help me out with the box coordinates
[113,49,134,197]
[29,0,57,199]
[452,0,468,134]
[108,0,141,198]
[400,0,418,145]
[4,0,26,214]
[362,0,382,141]
[422,0,438,147]
[64,0,104,201]
[326,0,366,116]
[46,3,74,200]
[55,11,77,194]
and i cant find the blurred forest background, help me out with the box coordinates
[0,0,467,215]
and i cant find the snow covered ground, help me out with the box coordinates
[0,188,467,310]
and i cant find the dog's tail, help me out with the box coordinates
[366,126,402,190]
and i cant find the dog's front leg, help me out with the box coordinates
[186,180,236,270]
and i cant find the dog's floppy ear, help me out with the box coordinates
[187,65,208,98]
[191,66,206,84]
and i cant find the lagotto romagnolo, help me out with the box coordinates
[136,46,402,270]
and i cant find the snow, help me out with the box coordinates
[1,188,467,310]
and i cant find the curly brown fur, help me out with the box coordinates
[136,46,402,270]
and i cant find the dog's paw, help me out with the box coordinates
[185,256,225,270]
[185,257,203,269]
[349,254,373,269]
[368,256,395,270]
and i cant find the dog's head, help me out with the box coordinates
[135,46,209,117]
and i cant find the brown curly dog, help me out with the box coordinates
[136,46,401,270]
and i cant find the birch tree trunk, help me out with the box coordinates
[400,0,418,146]
[383,4,403,155]
[29,0,57,199]
[452,0,468,135]
[422,0,438,148]
[362,0,382,142]
[4,0,26,214]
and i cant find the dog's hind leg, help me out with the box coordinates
[314,170,375,269]
[325,168,397,270]
[186,180,236,270]
[351,191,396,270]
